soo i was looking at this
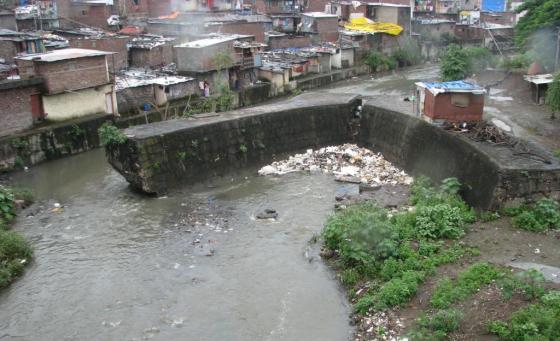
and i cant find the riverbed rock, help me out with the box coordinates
[256,209,278,219]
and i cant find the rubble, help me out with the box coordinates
[258,144,413,186]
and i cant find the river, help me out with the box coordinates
[0,149,351,341]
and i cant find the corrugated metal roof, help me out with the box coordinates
[416,80,486,95]
[15,48,114,62]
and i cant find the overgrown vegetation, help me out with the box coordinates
[322,177,477,315]
[514,0,560,71]
[0,186,33,289]
[98,122,127,148]
[547,73,560,119]
[365,51,398,72]
[408,263,548,340]
[440,44,495,81]
[501,198,560,232]
[488,290,560,340]
[392,37,423,66]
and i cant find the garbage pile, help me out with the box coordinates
[258,144,413,186]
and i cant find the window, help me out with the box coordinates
[451,94,470,107]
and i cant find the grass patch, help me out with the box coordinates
[322,177,478,315]
[430,262,500,309]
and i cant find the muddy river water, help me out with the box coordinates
[0,149,352,341]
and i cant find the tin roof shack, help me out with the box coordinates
[128,35,176,69]
[0,78,44,137]
[366,3,411,34]
[415,81,486,123]
[204,19,272,43]
[524,74,554,105]
[15,48,118,121]
[68,34,130,71]
[174,34,257,91]
[0,29,46,63]
[300,12,339,43]
[116,69,196,113]
[480,23,513,52]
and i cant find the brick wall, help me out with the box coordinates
[148,0,173,17]
[69,37,130,71]
[70,4,113,30]
[129,44,175,68]
[204,21,269,43]
[0,40,17,63]
[303,0,330,12]
[424,91,484,122]
[117,85,155,113]
[0,82,40,137]
[30,56,110,94]
[268,35,311,49]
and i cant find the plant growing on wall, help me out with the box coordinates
[98,122,127,148]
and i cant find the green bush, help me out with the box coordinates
[431,262,499,309]
[392,37,423,66]
[547,73,560,115]
[0,229,33,289]
[322,177,478,315]
[0,187,16,229]
[488,291,560,341]
[323,203,398,266]
[415,204,467,239]
[98,122,127,148]
[499,269,546,300]
[441,44,469,81]
[509,198,560,232]
[364,51,397,72]
[440,45,495,81]
[419,308,463,334]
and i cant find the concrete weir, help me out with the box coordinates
[105,92,560,209]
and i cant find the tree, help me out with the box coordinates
[440,44,469,81]
[547,73,560,119]
[514,0,560,70]
[514,0,560,48]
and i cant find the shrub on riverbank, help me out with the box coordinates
[0,229,32,288]
[501,198,560,232]
[322,177,478,314]
[0,186,33,289]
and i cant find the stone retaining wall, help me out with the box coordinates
[106,93,560,209]
[106,93,360,194]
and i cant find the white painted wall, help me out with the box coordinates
[43,84,116,121]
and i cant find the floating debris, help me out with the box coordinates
[258,144,413,186]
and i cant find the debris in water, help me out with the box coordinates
[256,208,278,220]
[258,144,413,186]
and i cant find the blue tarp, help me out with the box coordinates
[422,80,484,92]
[482,0,506,12]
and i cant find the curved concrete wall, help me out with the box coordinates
[107,93,360,194]
[106,93,560,209]
[359,104,560,209]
